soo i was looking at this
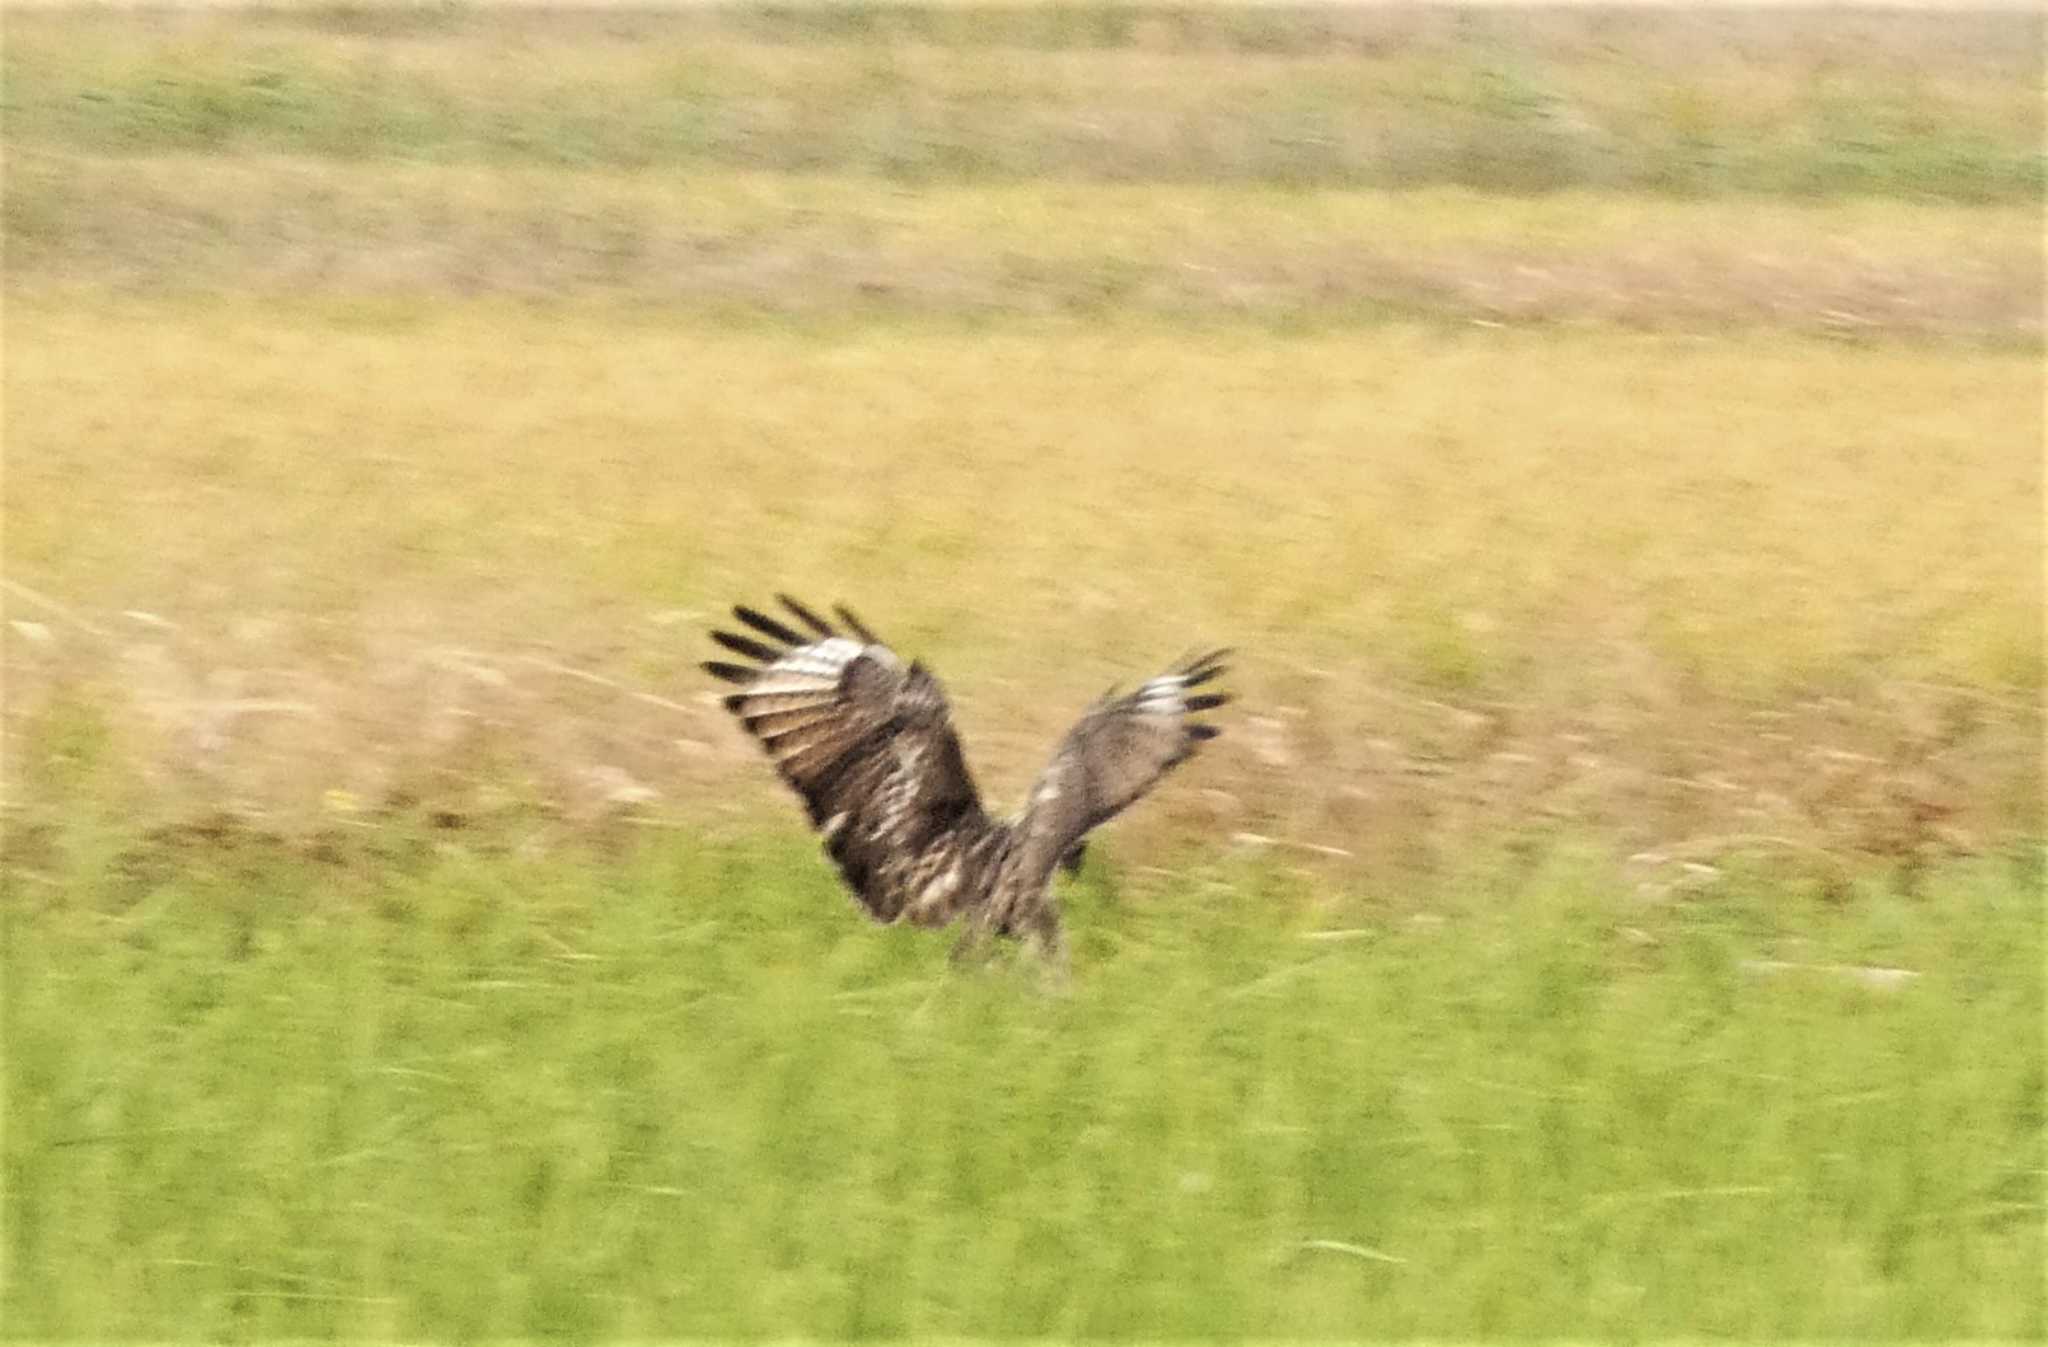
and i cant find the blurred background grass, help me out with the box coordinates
[7,5,2043,332]
[8,5,2042,197]
[4,3,2043,1340]
[9,302,2037,865]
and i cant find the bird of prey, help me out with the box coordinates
[704,594,1229,970]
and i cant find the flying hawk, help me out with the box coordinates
[705,594,1229,969]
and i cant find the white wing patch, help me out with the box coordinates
[1135,674,1189,715]
[781,637,865,676]
[740,637,893,699]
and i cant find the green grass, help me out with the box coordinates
[6,824,2041,1339]
[7,6,2041,200]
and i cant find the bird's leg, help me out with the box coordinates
[1028,908,1071,989]
[949,915,995,969]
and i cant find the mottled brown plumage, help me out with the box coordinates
[705,594,1229,970]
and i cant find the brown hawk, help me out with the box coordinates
[704,594,1230,970]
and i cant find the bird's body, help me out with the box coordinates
[704,595,1229,969]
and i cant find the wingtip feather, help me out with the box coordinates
[711,629,782,664]
[833,604,881,645]
[778,593,837,638]
[734,603,805,647]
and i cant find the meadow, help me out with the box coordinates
[4,3,2044,1340]
[10,835,2043,1337]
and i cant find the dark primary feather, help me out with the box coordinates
[777,593,837,638]
[833,604,882,645]
[733,603,808,647]
[710,629,784,665]
[703,660,757,685]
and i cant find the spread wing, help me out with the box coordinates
[704,595,995,928]
[1016,648,1230,870]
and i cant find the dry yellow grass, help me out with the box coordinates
[10,155,2038,335]
[7,295,2038,875]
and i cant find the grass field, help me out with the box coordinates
[9,831,2044,1338]
[9,299,2039,867]
[4,3,2044,1340]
